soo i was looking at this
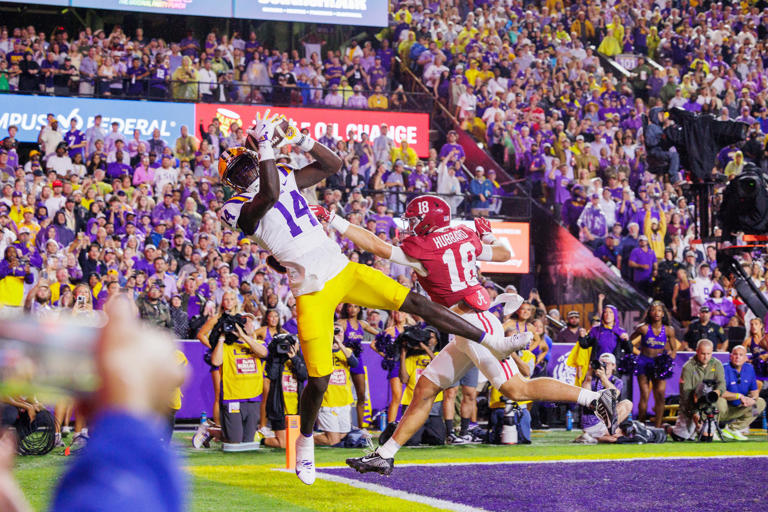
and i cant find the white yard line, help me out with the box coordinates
[316,454,768,470]
[312,471,491,512]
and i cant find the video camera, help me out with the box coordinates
[271,333,298,356]
[396,325,432,351]
[214,313,247,345]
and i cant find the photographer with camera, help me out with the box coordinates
[719,345,765,441]
[398,326,444,446]
[197,289,243,427]
[263,333,308,448]
[314,327,358,446]
[209,311,267,443]
[574,353,633,444]
[672,339,726,442]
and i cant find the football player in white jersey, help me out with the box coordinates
[218,112,530,485]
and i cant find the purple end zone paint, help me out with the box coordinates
[322,458,768,512]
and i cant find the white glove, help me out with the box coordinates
[274,118,315,152]
[247,109,284,160]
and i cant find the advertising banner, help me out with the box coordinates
[70,0,231,17]
[454,220,530,274]
[235,1,388,27]
[0,95,195,149]
[195,103,431,157]
[4,0,68,5]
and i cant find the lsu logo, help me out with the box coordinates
[551,353,576,385]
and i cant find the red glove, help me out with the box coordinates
[309,204,333,223]
[474,217,495,243]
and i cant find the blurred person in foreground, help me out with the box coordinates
[51,295,187,511]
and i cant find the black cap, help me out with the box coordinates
[700,305,711,313]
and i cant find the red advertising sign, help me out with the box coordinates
[195,104,431,157]
[454,221,530,274]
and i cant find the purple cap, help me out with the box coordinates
[12,191,22,198]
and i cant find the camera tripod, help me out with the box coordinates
[697,404,726,443]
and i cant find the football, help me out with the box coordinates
[269,117,293,148]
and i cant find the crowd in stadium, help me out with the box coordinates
[1,0,768,453]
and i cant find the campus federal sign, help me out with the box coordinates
[0,95,196,149]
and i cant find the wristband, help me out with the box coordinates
[481,233,497,244]
[258,143,275,162]
[299,135,315,152]
[329,215,350,234]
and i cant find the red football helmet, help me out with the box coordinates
[402,195,451,236]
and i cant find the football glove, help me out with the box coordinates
[474,217,496,243]
[274,118,315,152]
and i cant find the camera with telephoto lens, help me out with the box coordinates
[218,313,247,345]
[695,379,720,407]
[590,359,606,371]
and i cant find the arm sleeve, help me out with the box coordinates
[389,246,426,274]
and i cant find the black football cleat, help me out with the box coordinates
[346,451,394,476]
[592,389,619,435]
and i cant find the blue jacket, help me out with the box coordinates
[52,412,186,512]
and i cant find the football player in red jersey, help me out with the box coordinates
[311,195,618,475]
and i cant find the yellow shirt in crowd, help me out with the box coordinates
[322,348,354,408]
[401,352,443,406]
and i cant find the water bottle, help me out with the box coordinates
[377,411,387,431]
[201,411,208,426]
[566,409,573,431]
[762,409,767,431]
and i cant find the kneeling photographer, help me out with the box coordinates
[263,333,308,448]
[398,326,444,446]
[210,311,268,444]
[672,339,726,442]
[573,353,633,444]
[718,345,766,441]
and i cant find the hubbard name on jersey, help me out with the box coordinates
[219,163,348,296]
[400,224,489,310]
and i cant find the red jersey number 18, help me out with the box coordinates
[441,241,477,292]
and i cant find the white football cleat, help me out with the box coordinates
[295,436,316,485]
[491,293,524,317]
[481,330,533,360]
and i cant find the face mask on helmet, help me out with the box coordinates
[219,147,260,193]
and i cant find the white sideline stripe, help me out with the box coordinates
[317,454,768,470]
[313,471,491,512]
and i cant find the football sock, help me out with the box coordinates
[445,419,453,435]
[376,438,400,459]
[460,418,470,436]
[577,389,601,407]
[297,433,314,446]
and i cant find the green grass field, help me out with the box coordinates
[16,430,768,511]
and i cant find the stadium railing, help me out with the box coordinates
[0,79,435,113]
